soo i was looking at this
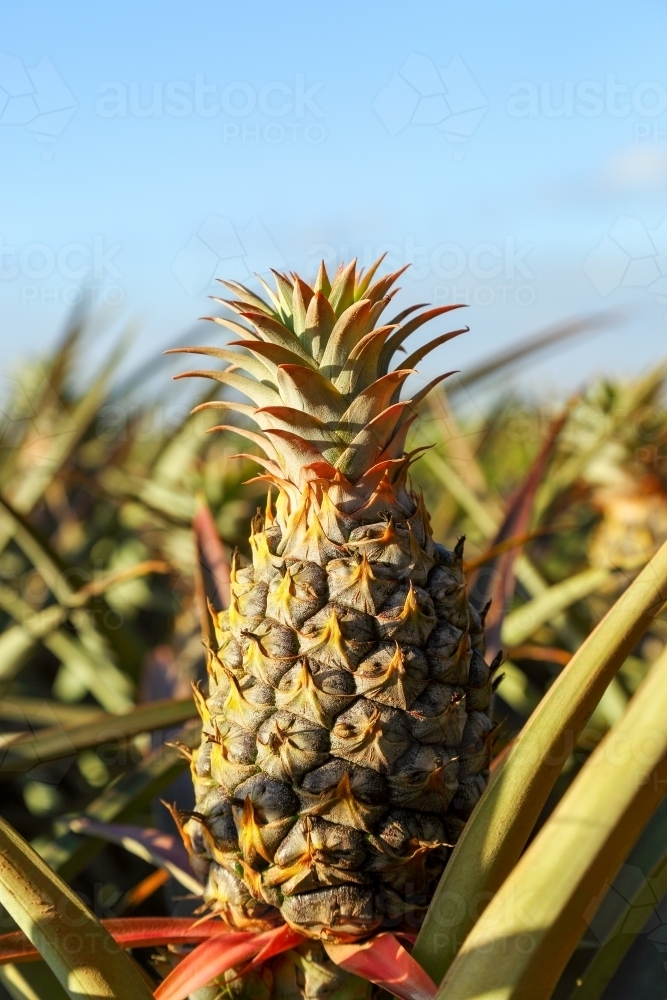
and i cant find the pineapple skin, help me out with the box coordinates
[171,261,494,994]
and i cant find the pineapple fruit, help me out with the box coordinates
[170,259,496,995]
[589,471,667,571]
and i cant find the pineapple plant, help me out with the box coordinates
[588,469,667,571]
[166,259,498,995]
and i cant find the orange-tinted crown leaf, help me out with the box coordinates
[173,369,281,408]
[165,345,271,382]
[381,304,467,373]
[319,299,374,379]
[401,327,468,372]
[364,264,410,305]
[228,339,316,372]
[304,289,336,362]
[328,258,357,316]
[335,403,407,480]
[314,259,332,297]
[275,364,347,421]
[292,275,314,337]
[338,370,415,441]
[239,310,313,363]
[217,279,277,316]
[354,253,388,299]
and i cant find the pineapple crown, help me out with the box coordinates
[168,257,467,515]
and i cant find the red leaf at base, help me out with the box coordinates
[154,924,305,1000]
[324,932,437,1000]
[0,918,244,965]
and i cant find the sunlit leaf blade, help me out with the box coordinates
[154,926,298,1000]
[325,933,437,1000]
[437,645,667,1000]
[501,567,617,648]
[413,538,667,984]
[0,961,70,1000]
[0,815,154,999]
[0,698,197,774]
[0,917,234,965]
[66,819,203,895]
[565,796,667,1000]
[0,696,103,728]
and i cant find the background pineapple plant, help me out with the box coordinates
[170,258,498,949]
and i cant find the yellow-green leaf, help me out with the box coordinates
[437,644,667,1000]
[0,698,196,775]
[0,815,153,999]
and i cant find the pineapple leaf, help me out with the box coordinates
[275,364,347,421]
[174,369,281,407]
[0,917,243,966]
[335,403,407,480]
[255,405,346,458]
[399,327,468,375]
[304,289,337,362]
[154,926,304,1000]
[0,698,197,775]
[335,325,398,397]
[338,369,415,441]
[319,300,374,380]
[239,310,314,363]
[327,258,357,317]
[325,933,437,1000]
[228,338,317,372]
[354,253,387,299]
[291,274,314,337]
[381,304,467,373]
[313,259,332,297]
[217,279,277,317]
[0,815,154,999]
[165,345,272,382]
[413,538,667,984]
[436,645,667,1000]
[565,796,667,1000]
[204,312,259,339]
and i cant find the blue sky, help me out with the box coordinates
[2,0,667,400]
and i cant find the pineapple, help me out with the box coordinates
[170,259,496,996]
[589,471,667,571]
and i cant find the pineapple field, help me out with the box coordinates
[0,260,666,1000]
